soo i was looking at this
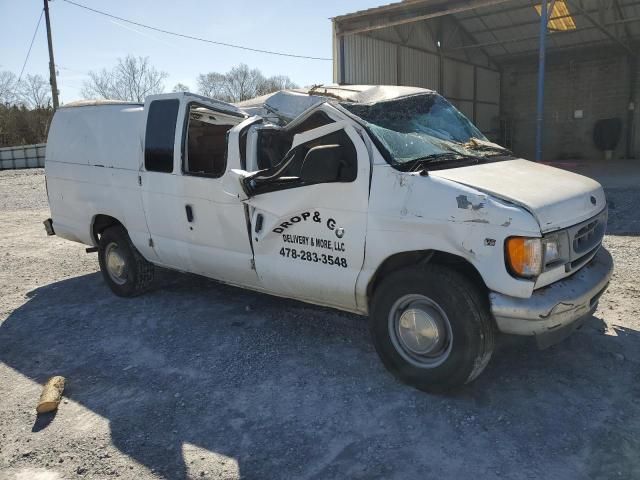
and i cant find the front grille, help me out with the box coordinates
[573,218,604,254]
[536,208,608,288]
[567,245,600,272]
[541,208,607,276]
[564,208,607,273]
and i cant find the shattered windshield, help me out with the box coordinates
[341,94,503,168]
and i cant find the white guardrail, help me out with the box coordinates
[0,143,46,170]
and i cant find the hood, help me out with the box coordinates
[430,159,605,232]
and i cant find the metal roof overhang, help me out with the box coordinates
[333,0,640,62]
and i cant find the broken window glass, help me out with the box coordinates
[341,94,486,166]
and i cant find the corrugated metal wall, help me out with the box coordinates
[0,144,46,170]
[443,58,475,121]
[336,20,501,137]
[476,67,501,134]
[342,35,398,85]
[341,36,441,90]
[398,47,440,90]
[341,34,438,90]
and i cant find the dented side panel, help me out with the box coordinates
[355,161,541,309]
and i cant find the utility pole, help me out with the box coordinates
[43,0,59,109]
[534,0,548,162]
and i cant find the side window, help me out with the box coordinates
[145,99,179,173]
[281,130,357,181]
[256,128,292,171]
[246,129,358,196]
[183,104,237,178]
[253,112,336,171]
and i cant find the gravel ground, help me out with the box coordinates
[1,168,639,480]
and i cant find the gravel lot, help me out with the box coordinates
[1,168,639,480]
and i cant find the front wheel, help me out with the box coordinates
[370,265,495,393]
[98,225,154,297]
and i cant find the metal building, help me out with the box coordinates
[332,0,640,161]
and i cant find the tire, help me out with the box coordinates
[97,225,154,297]
[369,265,495,393]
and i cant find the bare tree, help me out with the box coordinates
[197,64,298,103]
[20,74,51,109]
[257,75,298,96]
[223,64,266,102]
[172,83,190,93]
[197,72,230,101]
[82,55,168,102]
[0,71,21,106]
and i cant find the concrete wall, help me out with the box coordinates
[501,47,635,161]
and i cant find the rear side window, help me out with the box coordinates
[184,104,237,178]
[145,99,179,173]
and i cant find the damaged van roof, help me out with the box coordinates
[236,84,434,123]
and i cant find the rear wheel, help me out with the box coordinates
[98,225,154,297]
[370,265,495,393]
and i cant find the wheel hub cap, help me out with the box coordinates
[105,243,127,285]
[398,307,442,355]
[388,295,453,368]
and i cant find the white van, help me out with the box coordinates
[44,86,613,392]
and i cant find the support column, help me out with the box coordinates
[535,0,549,161]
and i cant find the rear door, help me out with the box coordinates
[178,101,258,286]
[140,93,252,274]
[244,122,370,310]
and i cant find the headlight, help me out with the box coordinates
[543,237,560,265]
[505,237,543,278]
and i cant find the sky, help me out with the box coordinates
[0,0,382,104]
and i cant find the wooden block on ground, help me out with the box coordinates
[36,376,66,414]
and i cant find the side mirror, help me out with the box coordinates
[300,144,344,184]
[222,169,250,201]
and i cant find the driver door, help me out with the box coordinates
[243,122,370,310]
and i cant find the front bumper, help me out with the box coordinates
[490,247,613,348]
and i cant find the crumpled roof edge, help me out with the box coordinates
[235,84,435,124]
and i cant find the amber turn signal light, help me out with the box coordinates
[505,237,543,278]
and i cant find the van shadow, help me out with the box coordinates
[2,272,640,479]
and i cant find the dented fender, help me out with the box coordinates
[355,165,541,308]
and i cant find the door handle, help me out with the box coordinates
[255,213,264,233]
[185,204,194,223]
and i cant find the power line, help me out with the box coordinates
[61,0,332,61]
[56,64,87,75]
[18,9,44,82]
